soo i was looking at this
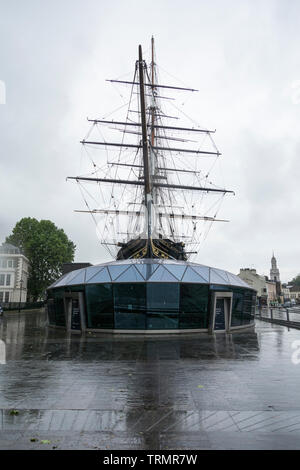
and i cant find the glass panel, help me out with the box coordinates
[141,263,160,281]
[180,284,209,329]
[226,272,240,286]
[191,265,210,282]
[67,269,86,285]
[146,283,179,329]
[231,290,243,326]
[242,290,256,324]
[215,269,230,283]
[55,270,79,287]
[210,269,230,285]
[0,275,5,286]
[85,284,114,328]
[133,263,148,280]
[148,265,178,282]
[86,267,111,283]
[47,288,66,326]
[164,264,187,281]
[114,283,146,329]
[85,266,105,282]
[115,265,144,282]
[182,267,207,283]
[108,264,130,281]
[236,276,251,287]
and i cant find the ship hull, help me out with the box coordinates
[116,237,187,261]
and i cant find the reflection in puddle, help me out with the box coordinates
[0,340,5,364]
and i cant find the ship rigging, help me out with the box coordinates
[68,38,234,261]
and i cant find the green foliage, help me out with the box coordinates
[290,274,300,287]
[6,217,75,301]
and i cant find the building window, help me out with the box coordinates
[1,260,7,268]
[4,292,9,302]
[8,260,13,268]
[0,275,4,286]
[13,260,18,268]
[6,275,11,286]
[0,292,3,302]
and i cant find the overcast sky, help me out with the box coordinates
[0,0,299,283]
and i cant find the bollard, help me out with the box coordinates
[270,308,273,320]
[286,309,290,323]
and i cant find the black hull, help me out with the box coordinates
[116,238,187,261]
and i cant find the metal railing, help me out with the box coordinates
[256,306,300,329]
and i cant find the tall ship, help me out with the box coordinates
[47,39,256,335]
[68,37,233,262]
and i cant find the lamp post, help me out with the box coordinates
[18,279,23,313]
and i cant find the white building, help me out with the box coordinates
[238,268,268,303]
[0,243,29,304]
[266,279,277,303]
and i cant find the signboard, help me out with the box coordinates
[214,298,225,330]
[71,298,81,330]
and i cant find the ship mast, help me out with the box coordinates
[151,36,155,147]
[138,44,153,253]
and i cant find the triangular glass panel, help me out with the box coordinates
[114,265,145,282]
[140,263,160,281]
[182,267,208,283]
[108,264,130,280]
[228,273,249,287]
[55,270,80,287]
[67,269,86,285]
[216,269,230,283]
[164,265,187,281]
[133,263,147,280]
[85,266,105,282]
[191,265,210,282]
[226,272,240,285]
[86,267,111,283]
[148,265,178,282]
[210,269,230,285]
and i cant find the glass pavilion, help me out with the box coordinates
[46,259,256,333]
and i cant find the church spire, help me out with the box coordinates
[270,252,280,282]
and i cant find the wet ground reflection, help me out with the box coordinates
[0,310,299,449]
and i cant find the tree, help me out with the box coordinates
[290,275,300,287]
[6,217,76,301]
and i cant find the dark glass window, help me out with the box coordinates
[231,289,244,326]
[114,283,146,329]
[85,284,113,329]
[47,288,66,326]
[242,290,256,324]
[180,284,209,329]
[0,275,4,286]
[146,283,179,329]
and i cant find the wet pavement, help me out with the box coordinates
[0,310,300,449]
